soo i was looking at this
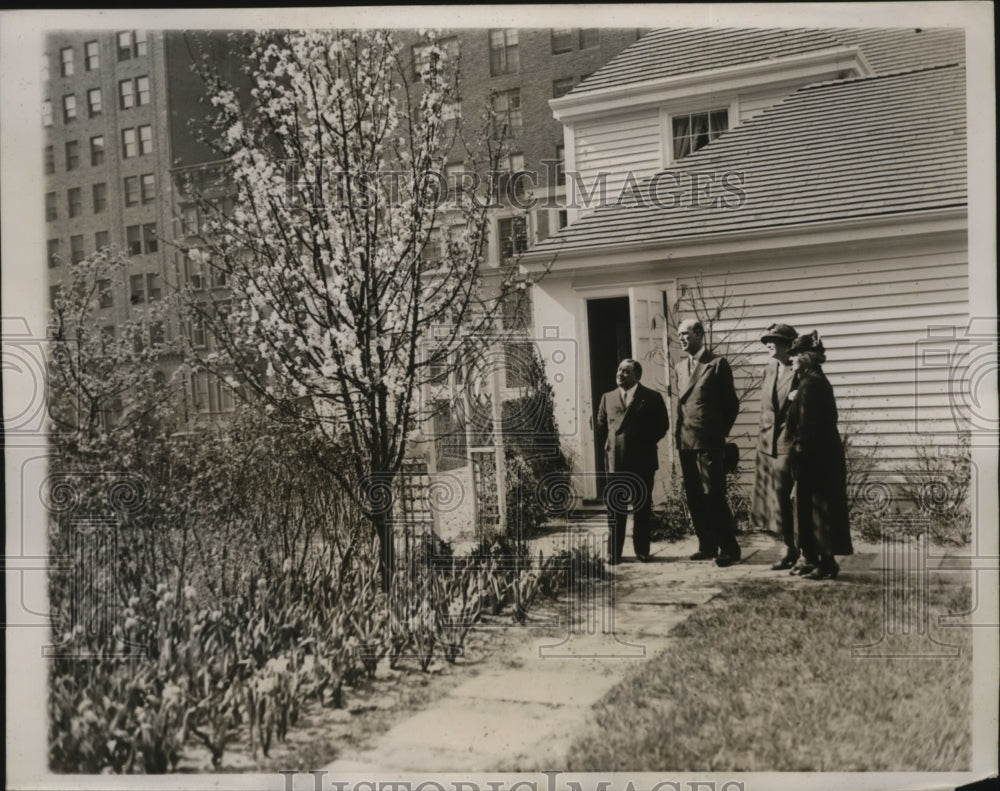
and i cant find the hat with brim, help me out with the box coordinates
[760,323,797,344]
[788,330,824,356]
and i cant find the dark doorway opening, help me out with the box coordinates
[587,296,631,498]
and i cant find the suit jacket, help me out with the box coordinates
[596,382,669,474]
[756,360,797,457]
[675,349,739,451]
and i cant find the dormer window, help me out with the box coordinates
[672,109,728,160]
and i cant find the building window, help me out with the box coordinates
[555,144,566,186]
[122,128,137,158]
[558,209,568,229]
[124,175,139,206]
[140,173,155,203]
[118,78,135,110]
[87,87,102,117]
[672,109,728,161]
[85,40,100,71]
[181,204,199,235]
[579,29,600,49]
[117,30,147,61]
[138,125,153,155]
[498,215,527,265]
[47,238,61,268]
[62,94,76,122]
[70,234,85,264]
[126,225,142,255]
[45,192,57,221]
[184,253,204,289]
[551,29,574,54]
[98,279,113,308]
[42,100,53,127]
[68,188,82,218]
[92,182,107,213]
[188,317,207,349]
[60,46,74,77]
[495,89,522,136]
[44,145,55,174]
[552,77,574,98]
[489,29,518,75]
[95,230,109,251]
[90,135,105,166]
[136,76,151,106]
[65,140,80,171]
[411,37,458,79]
[129,273,145,303]
[143,222,158,253]
[146,273,162,302]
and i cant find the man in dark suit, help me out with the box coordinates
[675,319,741,566]
[596,358,669,564]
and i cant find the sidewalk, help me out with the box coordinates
[323,521,970,773]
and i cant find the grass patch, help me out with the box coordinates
[567,576,971,771]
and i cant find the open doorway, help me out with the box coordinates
[586,296,631,497]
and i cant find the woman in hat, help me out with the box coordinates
[751,323,800,570]
[785,331,853,579]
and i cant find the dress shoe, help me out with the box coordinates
[805,560,840,580]
[771,553,799,571]
[689,551,717,561]
[790,562,816,576]
[715,554,741,568]
[636,553,651,563]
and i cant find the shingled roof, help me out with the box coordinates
[573,27,965,95]
[530,64,966,255]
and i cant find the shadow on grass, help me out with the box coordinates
[566,576,972,772]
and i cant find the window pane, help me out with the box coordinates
[117,31,132,61]
[143,223,158,253]
[141,173,155,203]
[63,94,76,122]
[135,31,147,56]
[68,188,82,217]
[95,230,109,251]
[551,29,573,54]
[146,273,162,302]
[124,176,139,206]
[70,235,85,263]
[92,182,107,213]
[42,100,53,127]
[553,77,574,98]
[85,40,100,70]
[65,141,79,170]
[44,145,55,174]
[60,47,74,77]
[710,109,728,134]
[98,279,113,308]
[126,225,142,255]
[122,128,137,158]
[119,79,134,109]
[46,192,57,221]
[130,273,145,303]
[138,125,152,154]
[88,87,102,116]
[136,76,150,105]
[579,29,600,49]
[47,239,61,267]
[90,135,105,165]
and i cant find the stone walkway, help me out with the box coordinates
[323,518,971,773]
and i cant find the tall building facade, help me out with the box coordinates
[43,27,643,424]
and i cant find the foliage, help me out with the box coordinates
[897,431,972,546]
[181,29,527,587]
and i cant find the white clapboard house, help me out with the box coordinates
[520,27,968,505]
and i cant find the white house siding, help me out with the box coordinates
[673,242,970,487]
[572,109,662,210]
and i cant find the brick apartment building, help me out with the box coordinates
[43,27,642,424]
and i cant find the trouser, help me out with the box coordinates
[679,448,740,558]
[604,470,654,560]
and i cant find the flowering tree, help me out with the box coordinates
[182,30,523,587]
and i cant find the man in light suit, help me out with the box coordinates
[675,319,741,566]
[750,323,800,569]
[596,358,669,564]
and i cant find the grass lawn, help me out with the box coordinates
[566,575,972,772]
